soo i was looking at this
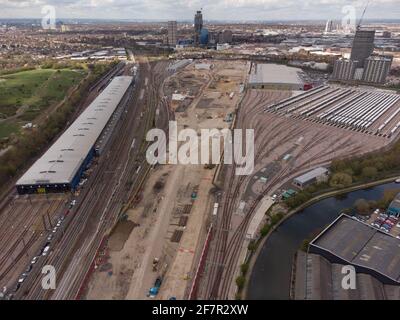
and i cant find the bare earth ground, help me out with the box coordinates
[85,59,248,300]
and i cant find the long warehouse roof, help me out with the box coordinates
[249,63,303,85]
[16,76,132,186]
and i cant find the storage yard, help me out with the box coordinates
[267,85,400,137]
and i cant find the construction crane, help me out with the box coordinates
[357,0,370,30]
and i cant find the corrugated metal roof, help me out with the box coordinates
[249,63,303,85]
[293,167,328,185]
[16,76,132,186]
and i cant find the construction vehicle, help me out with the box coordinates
[148,277,162,298]
[152,257,159,272]
[148,263,168,298]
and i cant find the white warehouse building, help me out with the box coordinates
[16,76,133,194]
[248,63,304,91]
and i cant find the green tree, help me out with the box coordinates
[354,198,370,215]
[361,166,378,179]
[236,276,245,290]
[329,172,352,188]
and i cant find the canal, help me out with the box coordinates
[247,182,400,300]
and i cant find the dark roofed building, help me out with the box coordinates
[309,214,400,285]
[294,252,400,300]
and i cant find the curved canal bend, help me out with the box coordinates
[247,182,399,300]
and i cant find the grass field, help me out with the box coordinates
[0,68,86,139]
[0,122,19,140]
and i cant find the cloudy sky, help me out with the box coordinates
[0,0,399,21]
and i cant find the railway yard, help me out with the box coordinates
[1,57,400,301]
[267,85,400,137]
[0,58,172,299]
[198,84,400,299]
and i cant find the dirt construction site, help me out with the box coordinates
[85,58,400,300]
[85,59,248,300]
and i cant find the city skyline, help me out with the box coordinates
[1,0,400,21]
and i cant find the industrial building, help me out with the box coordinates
[15,76,133,194]
[248,63,304,91]
[309,214,400,285]
[293,167,329,188]
[362,55,393,84]
[167,21,177,47]
[387,193,400,216]
[294,251,400,300]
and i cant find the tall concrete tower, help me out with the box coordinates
[350,29,375,67]
[167,21,177,47]
[194,10,203,46]
[325,20,333,33]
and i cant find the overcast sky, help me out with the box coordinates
[0,0,399,21]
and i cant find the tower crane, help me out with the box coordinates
[357,0,370,30]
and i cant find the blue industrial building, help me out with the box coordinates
[387,193,400,216]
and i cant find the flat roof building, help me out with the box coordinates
[248,63,304,91]
[293,167,329,189]
[294,251,400,300]
[16,76,133,194]
[310,214,400,285]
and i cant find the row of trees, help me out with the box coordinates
[285,139,400,209]
[0,63,115,192]
[354,189,400,215]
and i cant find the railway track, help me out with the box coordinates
[11,59,172,300]
[201,85,385,299]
